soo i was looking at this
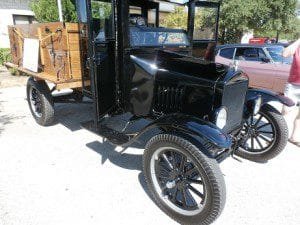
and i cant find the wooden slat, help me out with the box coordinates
[57,81,83,90]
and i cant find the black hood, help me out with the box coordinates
[130,49,229,82]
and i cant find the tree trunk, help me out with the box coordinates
[218,27,225,44]
[276,31,280,43]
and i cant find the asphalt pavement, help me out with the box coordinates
[0,70,300,225]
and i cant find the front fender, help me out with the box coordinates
[133,113,232,158]
[246,88,295,107]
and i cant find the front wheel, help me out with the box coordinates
[236,104,288,162]
[143,134,226,225]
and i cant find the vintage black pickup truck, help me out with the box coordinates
[10,0,294,224]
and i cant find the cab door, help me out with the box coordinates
[76,0,116,122]
[191,1,220,60]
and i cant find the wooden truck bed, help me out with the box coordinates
[5,22,85,90]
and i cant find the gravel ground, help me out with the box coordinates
[0,72,300,225]
[0,67,28,88]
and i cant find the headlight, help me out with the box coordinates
[253,96,262,115]
[215,107,227,129]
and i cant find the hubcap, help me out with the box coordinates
[29,87,42,118]
[150,147,206,216]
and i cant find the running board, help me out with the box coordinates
[81,120,130,145]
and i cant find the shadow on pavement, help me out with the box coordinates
[86,140,153,199]
[36,99,154,202]
[54,100,93,132]
[86,140,143,171]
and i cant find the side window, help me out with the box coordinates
[219,48,234,59]
[235,48,260,61]
[193,6,218,40]
[77,0,87,23]
[160,5,187,30]
[91,0,113,41]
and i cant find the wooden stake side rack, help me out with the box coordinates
[5,22,85,90]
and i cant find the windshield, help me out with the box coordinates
[130,26,190,47]
[266,46,292,64]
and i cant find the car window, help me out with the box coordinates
[266,46,292,64]
[235,48,261,61]
[219,48,234,59]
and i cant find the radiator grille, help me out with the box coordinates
[154,85,184,112]
[222,80,248,132]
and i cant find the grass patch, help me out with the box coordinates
[0,48,11,65]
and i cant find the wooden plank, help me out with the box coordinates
[67,34,81,51]
[56,81,83,90]
[69,50,82,79]
[65,23,81,31]
[37,27,45,65]
[66,25,73,79]
[16,27,24,67]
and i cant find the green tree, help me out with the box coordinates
[256,0,297,41]
[30,0,77,22]
[218,0,268,43]
[219,0,298,43]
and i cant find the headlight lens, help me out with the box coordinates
[253,96,262,115]
[215,107,227,129]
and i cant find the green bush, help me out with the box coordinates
[0,48,11,65]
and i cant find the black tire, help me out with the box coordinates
[26,77,55,126]
[143,134,226,225]
[236,104,288,162]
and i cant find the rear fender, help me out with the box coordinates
[246,88,295,107]
[133,113,232,158]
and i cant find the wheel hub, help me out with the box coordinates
[166,180,176,189]
[29,87,42,118]
[150,147,206,216]
[241,112,276,153]
[249,127,258,136]
[167,171,186,189]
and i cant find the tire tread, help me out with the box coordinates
[143,134,226,225]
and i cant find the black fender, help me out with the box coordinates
[246,88,295,107]
[131,113,232,158]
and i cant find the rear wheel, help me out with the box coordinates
[236,104,288,162]
[26,77,55,126]
[143,134,226,225]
